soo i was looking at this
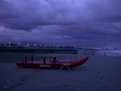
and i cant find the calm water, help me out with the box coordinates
[0,52,86,63]
[94,50,121,57]
[78,48,121,57]
[0,49,121,63]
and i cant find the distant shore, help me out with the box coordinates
[0,47,78,54]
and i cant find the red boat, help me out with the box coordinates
[16,56,89,69]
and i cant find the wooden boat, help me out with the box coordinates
[16,56,89,69]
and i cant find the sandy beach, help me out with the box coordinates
[0,53,121,91]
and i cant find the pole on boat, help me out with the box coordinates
[43,58,46,64]
[49,56,52,62]
[25,56,27,62]
[30,55,34,62]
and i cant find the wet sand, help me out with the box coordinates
[0,53,121,91]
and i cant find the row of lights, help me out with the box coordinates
[7,42,63,48]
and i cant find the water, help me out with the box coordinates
[0,49,121,63]
[78,49,121,57]
[0,52,86,63]
[95,50,121,57]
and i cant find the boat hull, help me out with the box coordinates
[16,57,89,69]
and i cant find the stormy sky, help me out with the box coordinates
[0,0,121,48]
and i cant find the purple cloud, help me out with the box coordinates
[0,0,121,48]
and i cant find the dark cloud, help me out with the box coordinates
[1,0,121,30]
[0,0,121,47]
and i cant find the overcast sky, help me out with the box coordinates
[0,0,121,48]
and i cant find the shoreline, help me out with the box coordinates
[0,53,121,91]
[0,47,78,54]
